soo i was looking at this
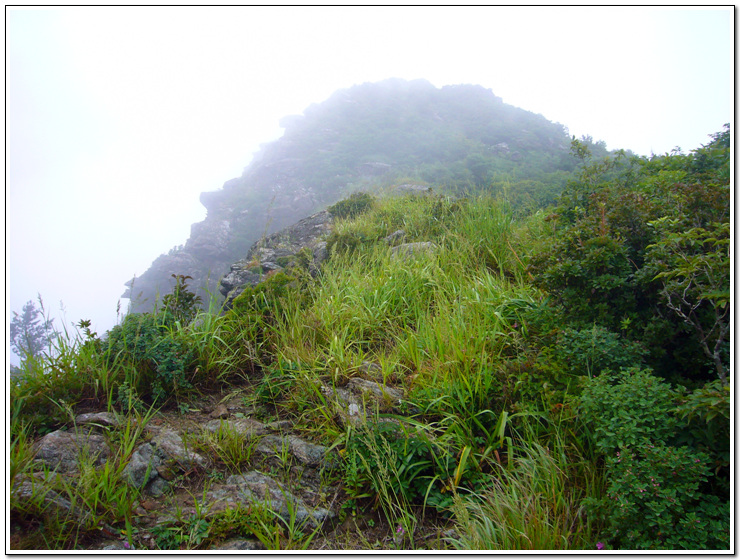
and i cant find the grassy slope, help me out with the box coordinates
[10,175,730,550]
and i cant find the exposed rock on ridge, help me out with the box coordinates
[219,210,334,308]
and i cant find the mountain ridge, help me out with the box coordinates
[122,78,583,313]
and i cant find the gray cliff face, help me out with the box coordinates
[122,152,332,313]
[122,128,390,313]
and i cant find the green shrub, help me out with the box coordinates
[548,325,646,379]
[161,274,203,325]
[106,313,194,404]
[325,230,375,257]
[586,443,729,550]
[579,367,679,454]
[230,272,299,319]
[327,191,375,219]
[579,368,730,550]
[674,380,730,495]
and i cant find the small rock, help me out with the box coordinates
[348,378,403,408]
[357,361,384,379]
[254,433,337,470]
[384,230,406,246]
[146,476,170,497]
[151,428,209,470]
[209,404,229,420]
[123,443,162,488]
[212,539,265,551]
[205,417,267,438]
[75,412,121,427]
[264,419,292,431]
[223,471,333,528]
[391,241,437,260]
[140,499,160,511]
[101,541,130,551]
[261,261,282,273]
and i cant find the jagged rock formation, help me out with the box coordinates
[123,78,574,313]
[219,210,334,308]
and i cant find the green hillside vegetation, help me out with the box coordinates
[10,126,730,550]
[273,79,577,196]
[224,78,586,252]
[127,80,586,312]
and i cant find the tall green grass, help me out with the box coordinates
[448,439,597,550]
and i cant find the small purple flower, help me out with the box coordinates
[122,541,131,550]
[396,525,405,536]
[596,542,605,550]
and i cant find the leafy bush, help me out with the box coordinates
[106,313,194,404]
[579,367,679,454]
[230,272,299,320]
[580,368,730,550]
[547,325,646,379]
[327,191,375,219]
[161,274,203,325]
[674,380,730,493]
[325,229,375,257]
[586,443,729,550]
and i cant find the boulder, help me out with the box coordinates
[206,471,333,528]
[320,378,405,426]
[204,417,268,439]
[123,443,162,489]
[254,434,334,469]
[384,230,406,246]
[32,429,111,474]
[150,428,209,470]
[391,241,438,260]
[348,378,403,408]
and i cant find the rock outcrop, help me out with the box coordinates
[219,210,334,308]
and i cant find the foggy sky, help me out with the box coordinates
[6,6,733,363]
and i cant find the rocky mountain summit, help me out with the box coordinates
[123,78,573,314]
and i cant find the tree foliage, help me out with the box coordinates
[527,124,730,383]
[9,296,57,361]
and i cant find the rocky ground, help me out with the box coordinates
[11,371,456,551]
